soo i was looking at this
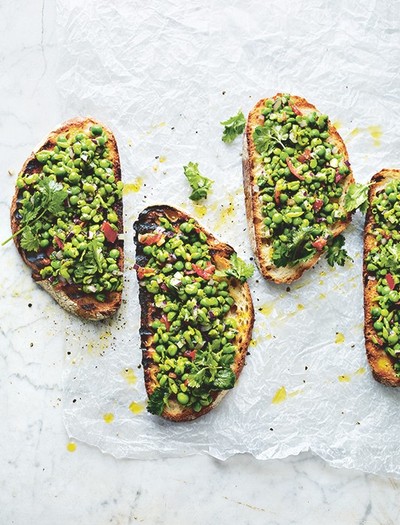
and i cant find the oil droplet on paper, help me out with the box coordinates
[297,304,304,311]
[103,413,114,424]
[272,386,287,404]
[259,303,274,316]
[338,374,350,382]
[349,128,360,138]
[159,155,167,163]
[122,368,137,385]
[193,204,207,218]
[129,401,144,414]
[214,196,236,231]
[338,367,366,383]
[123,178,143,194]
[335,332,345,344]
[333,120,342,129]
[355,367,366,376]
[368,125,382,147]
[66,442,77,452]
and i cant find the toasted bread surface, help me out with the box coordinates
[134,205,254,421]
[364,169,400,386]
[10,117,123,320]
[243,93,354,284]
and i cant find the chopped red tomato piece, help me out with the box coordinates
[138,232,164,246]
[298,149,311,163]
[101,221,118,243]
[286,158,305,181]
[54,236,64,249]
[386,273,395,290]
[184,349,197,361]
[160,314,170,331]
[291,104,302,116]
[311,237,327,251]
[134,264,156,279]
[192,262,215,280]
[313,199,324,212]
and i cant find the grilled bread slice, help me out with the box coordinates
[364,169,400,386]
[243,93,354,284]
[134,205,254,421]
[9,117,123,320]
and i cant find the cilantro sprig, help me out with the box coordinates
[225,253,254,282]
[326,234,352,267]
[2,176,68,248]
[220,110,246,144]
[344,182,371,214]
[183,162,214,201]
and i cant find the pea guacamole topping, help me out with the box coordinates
[9,124,123,302]
[253,94,352,267]
[135,214,253,416]
[366,181,400,376]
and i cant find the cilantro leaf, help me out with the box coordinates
[272,227,318,267]
[213,368,236,390]
[220,110,246,144]
[344,183,370,213]
[183,162,214,201]
[186,368,207,389]
[252,125,287,155]
[225,253,254,282]
[326,235,352,267]
[20,227,40,252]
[147,388,168,416]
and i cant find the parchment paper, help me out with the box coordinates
[57,0,400,476]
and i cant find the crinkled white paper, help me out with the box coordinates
[57,0,400,475]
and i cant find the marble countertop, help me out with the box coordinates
[1,2,400,524]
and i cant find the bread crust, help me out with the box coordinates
[364,169,400,386]
[10,117,123,320]
[243,93,354,284]
[134,205,255,421]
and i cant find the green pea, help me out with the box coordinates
[167,344,178,357]
[107,211,118,224]
[272,212,283,224]
[39,238,50,248]
[90,125,103,137]
[388,290,399,303]
[371,307,381,318]
[388,333,399,345]
[109,249,120,259]
[177,392,189,405]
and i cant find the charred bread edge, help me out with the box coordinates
[10,116,123,321]
[134,204,255,421]
[243,93,355,284]
[364,169,400,386]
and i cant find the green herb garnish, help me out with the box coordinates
[326,234,351,267]
[147,388,167,416]
[344,182,371,213]
[220,110,246,144]
[183,162,214,201]
[225,253,254,282]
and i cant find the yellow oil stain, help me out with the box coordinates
[123,178,143,194]
[127,139,133,147]
[265,333,273,340]
[153,165,159,172]
[159,155,167,163]
[335,332,345,344]
[87,331,111,356]
[349,127,361,138]
[66,442,77,452]
[250,339,257,347]
[272,386,287,404]
[103,413,114,424]
[368,125,382,147]
[297,304,304,311]
[319,293,326,300]
[318,280,324,286]
[122,368,137,385]
[129,401,144,414]
[259,303,274,316]
[333,120,342,129]
[193,204,207,218]
[145,122,166,135]
[214,196,236,231]
[338,367,366,383]
[319,271,327,277]
[289,389,303,398]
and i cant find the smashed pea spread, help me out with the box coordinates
[9,125,123,301]
[366,181,400,376]
[135,215,253,415]
[253,94,351,267]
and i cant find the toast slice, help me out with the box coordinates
[364,169,400,386]
[134,205,254,421]
[9,117,123,320]
[243,93,354,283]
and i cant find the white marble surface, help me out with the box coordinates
[1,1,400,524]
